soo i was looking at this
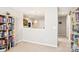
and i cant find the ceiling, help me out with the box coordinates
[11,7,45,20]
[11,7,45,16]
[12,7,77,17]
[0,7,77,17]
[58,7,77,16]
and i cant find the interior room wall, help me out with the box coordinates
[38,19,45,28]
[21,7,58,47]
[0,7,58,47]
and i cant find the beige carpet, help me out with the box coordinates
[7,37,71,52]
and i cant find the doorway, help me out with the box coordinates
[58,15,66,37]
[58,15,70,50]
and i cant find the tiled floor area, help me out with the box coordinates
[8,37,71,52]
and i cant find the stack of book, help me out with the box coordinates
[8,17,14,24]
[0,16,7,23]
[0,32,7,38]
[0,40,6,50]
[0,24,7,30]
[8,31,13,36]
[8,36,14,47]
[8,24,14,30]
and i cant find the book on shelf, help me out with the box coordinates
[8,24,14,30]
[9,36,14,47]
[75,12,79,22]
[0,32,7,38]
[11,39,14,47]
[8,17,14,24]
[3,17,7,23]
[8,31,13,36]
[0,40,6,49]
[0,24,7,30]
[0,16,3,23]
[0,16,7,23]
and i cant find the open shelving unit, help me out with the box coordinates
[70,8,79,52]
[0,14,15,52]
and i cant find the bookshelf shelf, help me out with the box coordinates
[0,37,6,40]
[0,30,7,32]
[0,23,6,25]
[8,22,14,23]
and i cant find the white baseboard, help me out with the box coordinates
[15,40,22,45]
[22,39,57,47]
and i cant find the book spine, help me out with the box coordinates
[0,16,2,23]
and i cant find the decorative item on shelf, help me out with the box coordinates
[6,12,10,15]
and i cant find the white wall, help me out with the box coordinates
[38,19,45,28]
[21,7,58,47]
[66,15,71,40]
